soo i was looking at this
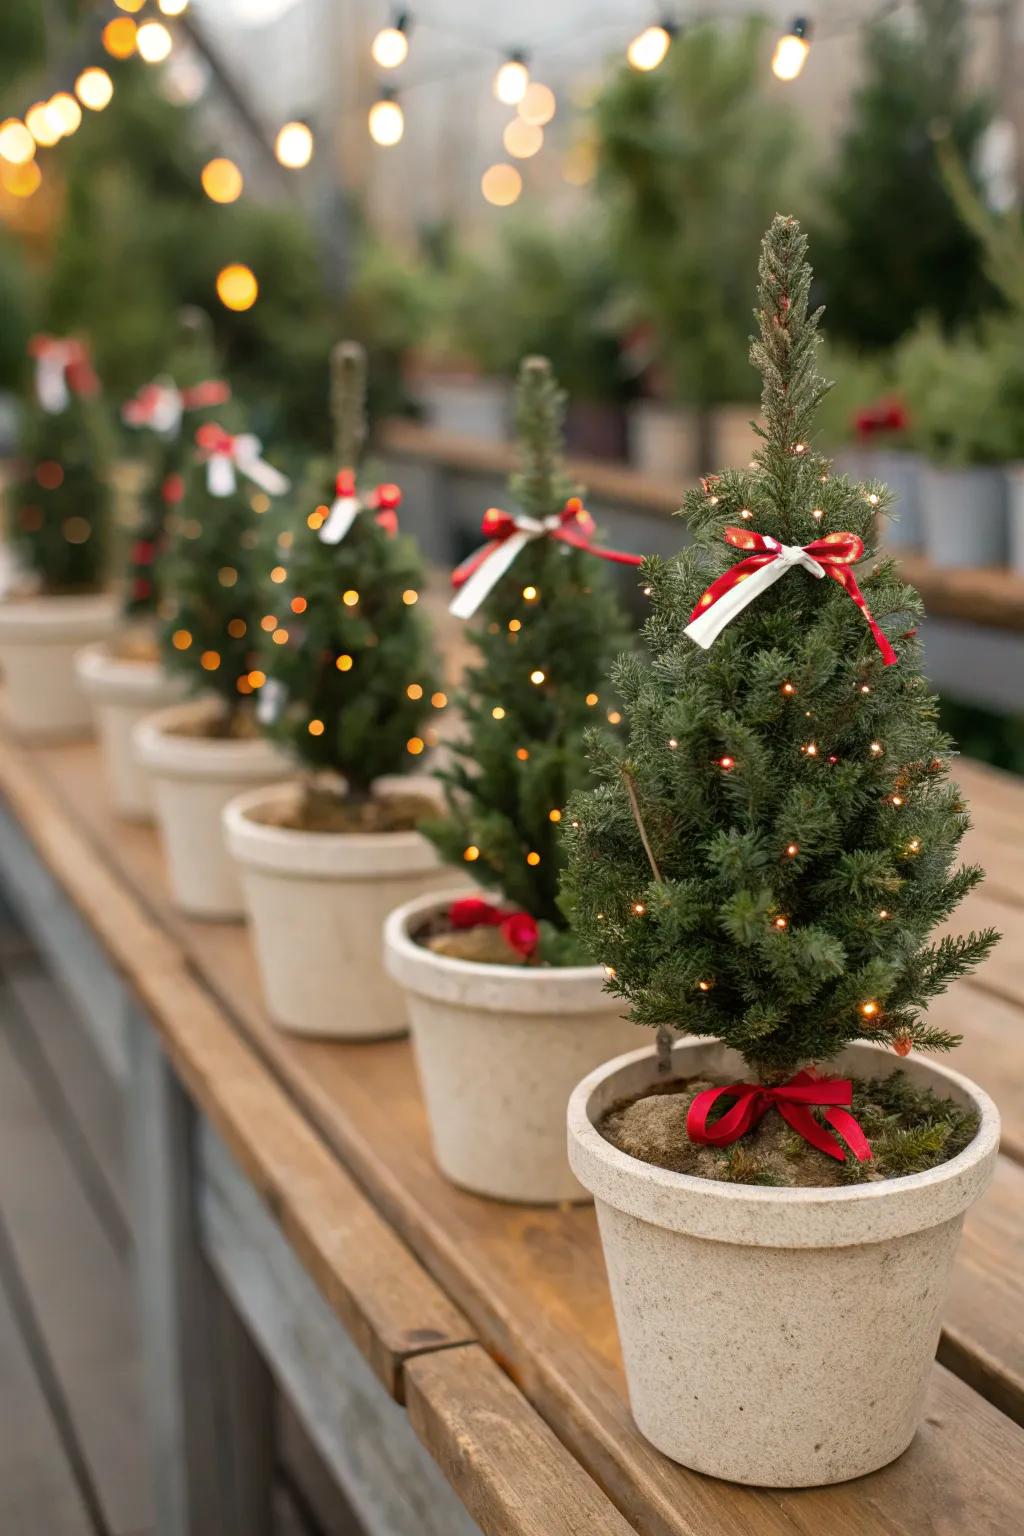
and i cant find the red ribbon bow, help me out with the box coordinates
[180,379,231,410]
[688,526,897,667]
[686,1069,872,1163]
[195,422,235,457]
[450,497,644,619]
[331,470,401,539]
[448,897,539,960]
[28,334,99,398]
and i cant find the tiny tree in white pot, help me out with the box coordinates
[563,216,1000,1487]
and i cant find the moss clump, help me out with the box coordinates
[599,1071,978,1188]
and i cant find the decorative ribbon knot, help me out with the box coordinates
[28,334,99,413]
[686,1069,873,1163]
[123,377,230,438]
[450,496,644,620]
[194,422,290,499]
[685,526,896,667]
[318,468,402,545]
[448,896,539,959]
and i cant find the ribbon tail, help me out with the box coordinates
[684,560,790,650]
[319,496,360,545]
[552,527,644,566]
[207,455,237,498]
[241,459,291,496]
[686,1086,762,1147]
[450,530,533,619]
[37,359,69,415]
[823,1106,873,1162]
[777,1102,850,1162]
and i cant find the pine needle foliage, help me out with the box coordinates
[123,311,227,622]
[562,216,998,1079]
[158,414,279,722]
[423,357,632,936]
[256,341,436,798]
[10,343,111,594]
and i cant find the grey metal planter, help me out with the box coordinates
[871,449,923,551]
[919,463,1007,570]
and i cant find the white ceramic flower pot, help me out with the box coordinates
[223,780,449,1039]
[627,401,696,482]
[568,1036,999,1488]
[134,700,288,920]
[919,463,1007,569]
[1005,463,1024,574]
[0,592,118,740]
[384,889,639,1204]
[75,642,187,820]
[870,449,923,551]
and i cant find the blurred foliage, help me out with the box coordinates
[592,17,802,410]
[814,0,996,351]
[891,315,1024,465]
[340,221,440,424]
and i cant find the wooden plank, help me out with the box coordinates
[199,1120,482,1536]
[405,1345,636,1536]
[0,986,153,1536]
[898,554,1024,634]
[2,956,130,1240]
[10,731,1024,1533]
[0,1267,93,1536]
[0,736,476,1403]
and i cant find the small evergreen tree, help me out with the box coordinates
[563,216,998,1080]
[158,417,288,724]
[121,310,230,623]
[815,0,995,350]
[256,341,436,802]
[424,357,636,946]
[9,335,111,594]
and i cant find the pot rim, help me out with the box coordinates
[383,886,625,1015]
[75,640,184,703]
[133,698,287,782]
[567,1036,1000,1248]
[0,589,118,640]
[223,779,444,880]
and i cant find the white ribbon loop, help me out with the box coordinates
[684,542,825,651]
[206,452,238,498]
[449,515,556,620]
[35,352,71,414]
[319,494,361,546]
[232,434,291,496]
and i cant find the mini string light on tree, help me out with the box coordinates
[254,340,437,816]
[563,216,998,1175]
[423,355,639,959]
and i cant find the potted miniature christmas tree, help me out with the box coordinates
[222,340,447,1038]
[0,334,117,738]
[134,411,291,918]
[76,310,230,819]
[563,217,1000,1487]
[383,355,641,1203]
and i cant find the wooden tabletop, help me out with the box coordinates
[2,729,1024,1534]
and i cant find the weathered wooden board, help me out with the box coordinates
[0,1270,94,1536]
[0,983,153,1536]
[199,1120,484,1536]
[11,734,1024,1536]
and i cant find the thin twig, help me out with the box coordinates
[621,765,662,884]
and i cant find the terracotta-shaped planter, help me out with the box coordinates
[384,889,639,1203]
[75,641,186,820]
[223,780,449,1039]
[0,592,118,740]
[627,401,695,482]
[134,699,287,920]
[919,463,1007,569]
[568,1036,999,1488]
[871,449,923,552]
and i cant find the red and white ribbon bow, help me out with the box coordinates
[685,526,897,667]
[450,497,644,620]
[28,335,99,414]
[123,377,230,438]
[318,468,402,545]
[686,1069,873,1163]
[194,423,290,499]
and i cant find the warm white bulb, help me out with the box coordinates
[159,0,190,14]
[137,21,174,63]
[503,117,543,159]
[627,25,671,72]
[48,93,82,137]
[518,82,556,126]
[75,68,114,111]
[275,120,314,168]
[369,97,404,147]
[772,33,810,82]
[25,101,61,147]
[494,58,529,105]
[0,118,37,164]
[372,25,409,69]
